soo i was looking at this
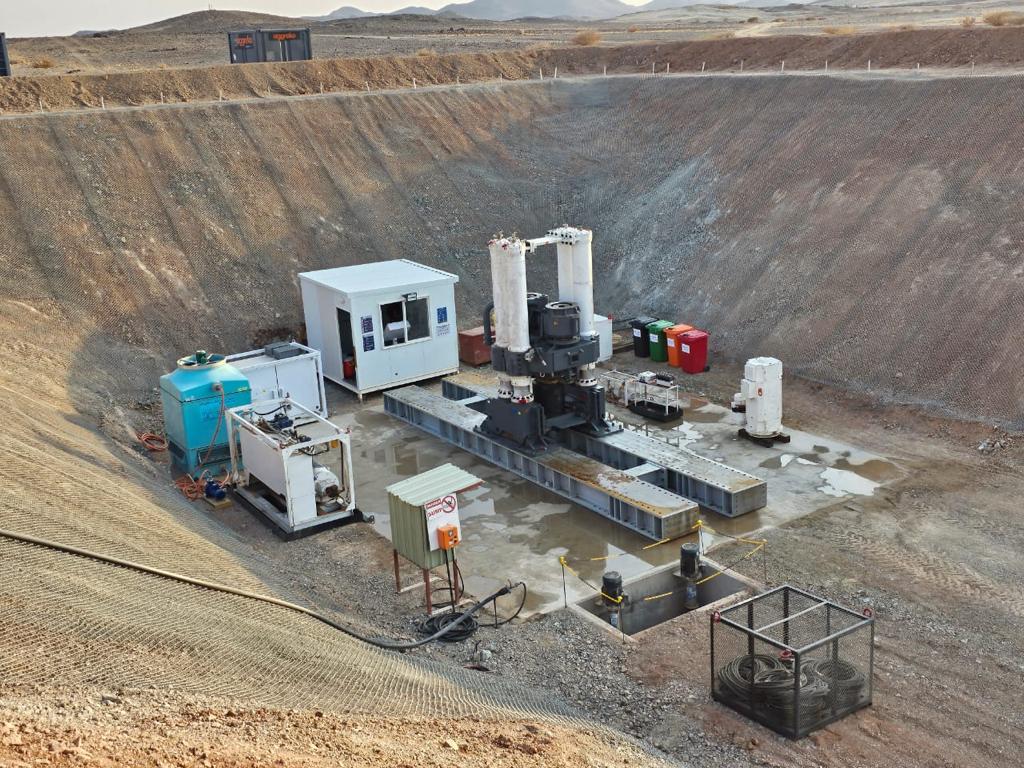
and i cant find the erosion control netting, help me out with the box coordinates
[0,72,1009,739]
[711,585,874,738]
[0,536,575,720]
[0,388,682,761]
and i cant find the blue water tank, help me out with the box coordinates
[160,350,252,477]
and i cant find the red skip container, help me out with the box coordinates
[678,329,709,374]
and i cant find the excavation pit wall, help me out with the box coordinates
[3,73,1023,427]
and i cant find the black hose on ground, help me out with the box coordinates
[0,528,523,652]
[417,581,527,643]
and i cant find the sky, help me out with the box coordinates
[3,0,648,37]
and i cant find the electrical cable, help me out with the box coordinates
[717,653,863,721]
[805,658,866,708]
[0,528,521,652]
[252,404,288,417]
[428,550,465,611]
[137,432,167,452]
[417,580,527,643]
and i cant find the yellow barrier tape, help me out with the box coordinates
[559,519,768,606]
[695,542,764,586]
[642,591,674,602]
[564,520,705,565]
[638,541,766,602]
[559,556,623,604]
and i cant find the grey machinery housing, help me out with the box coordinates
[479,291,619,453]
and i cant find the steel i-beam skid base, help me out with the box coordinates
[384,386,698,541]
[440,376,767,518]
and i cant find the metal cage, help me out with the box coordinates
[710,584,874,738]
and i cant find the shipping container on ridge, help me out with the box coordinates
[228,29,313,64]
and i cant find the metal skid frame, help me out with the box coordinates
[385,380,768,539]
[441,377,766,518]
[227,398,360,535]
[384,386,698,541]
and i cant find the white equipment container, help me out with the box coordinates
[227,398,359,534]
[227,341,327,418]
[732,357,788,443]
[300,260,459,399]
[594,314,613,362]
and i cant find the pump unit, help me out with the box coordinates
[227,398,363,534]
[226,341,327,418]
[160,351,252,476]
[732,357,790,447]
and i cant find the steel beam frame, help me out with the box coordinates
[440,378,767,518]
[384,386,698,540]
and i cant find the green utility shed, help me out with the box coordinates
[387,464,481,571]
[388,463,482,613]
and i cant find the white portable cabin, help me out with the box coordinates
[299,259,459,398]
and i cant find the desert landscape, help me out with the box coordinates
[1,3,1023,767]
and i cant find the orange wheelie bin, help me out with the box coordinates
[665,324,694,368]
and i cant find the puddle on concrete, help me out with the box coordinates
[760,453,825,468]
[818,467,880,498]
[683,405,728,424]
[759,451,892,500]
[833,457,902,483]
[323,376,902,617]
[672,422,703,443]
[758,454,788,470]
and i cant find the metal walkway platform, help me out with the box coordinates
[383,386,698,540]
[441,375,767,518]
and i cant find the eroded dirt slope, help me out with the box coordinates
[2,74,1022,423]
[4,28,1024,113]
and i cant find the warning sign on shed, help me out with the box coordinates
[424,493,460,551]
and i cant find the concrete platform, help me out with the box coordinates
[384,385,700,541]
[324,377,901,617]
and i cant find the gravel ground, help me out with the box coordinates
[196,361,1024,768]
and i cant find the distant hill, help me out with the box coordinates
[616,4,758,23]
[434,0,633,20]
[313,5,377,19]
[129,10,302,34]
[311,5,441,20]
[319,0,762,21]
[638,0,720,9]
[137,1,772,30]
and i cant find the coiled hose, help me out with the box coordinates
[717,653,864,718]
[417,581,527,643]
